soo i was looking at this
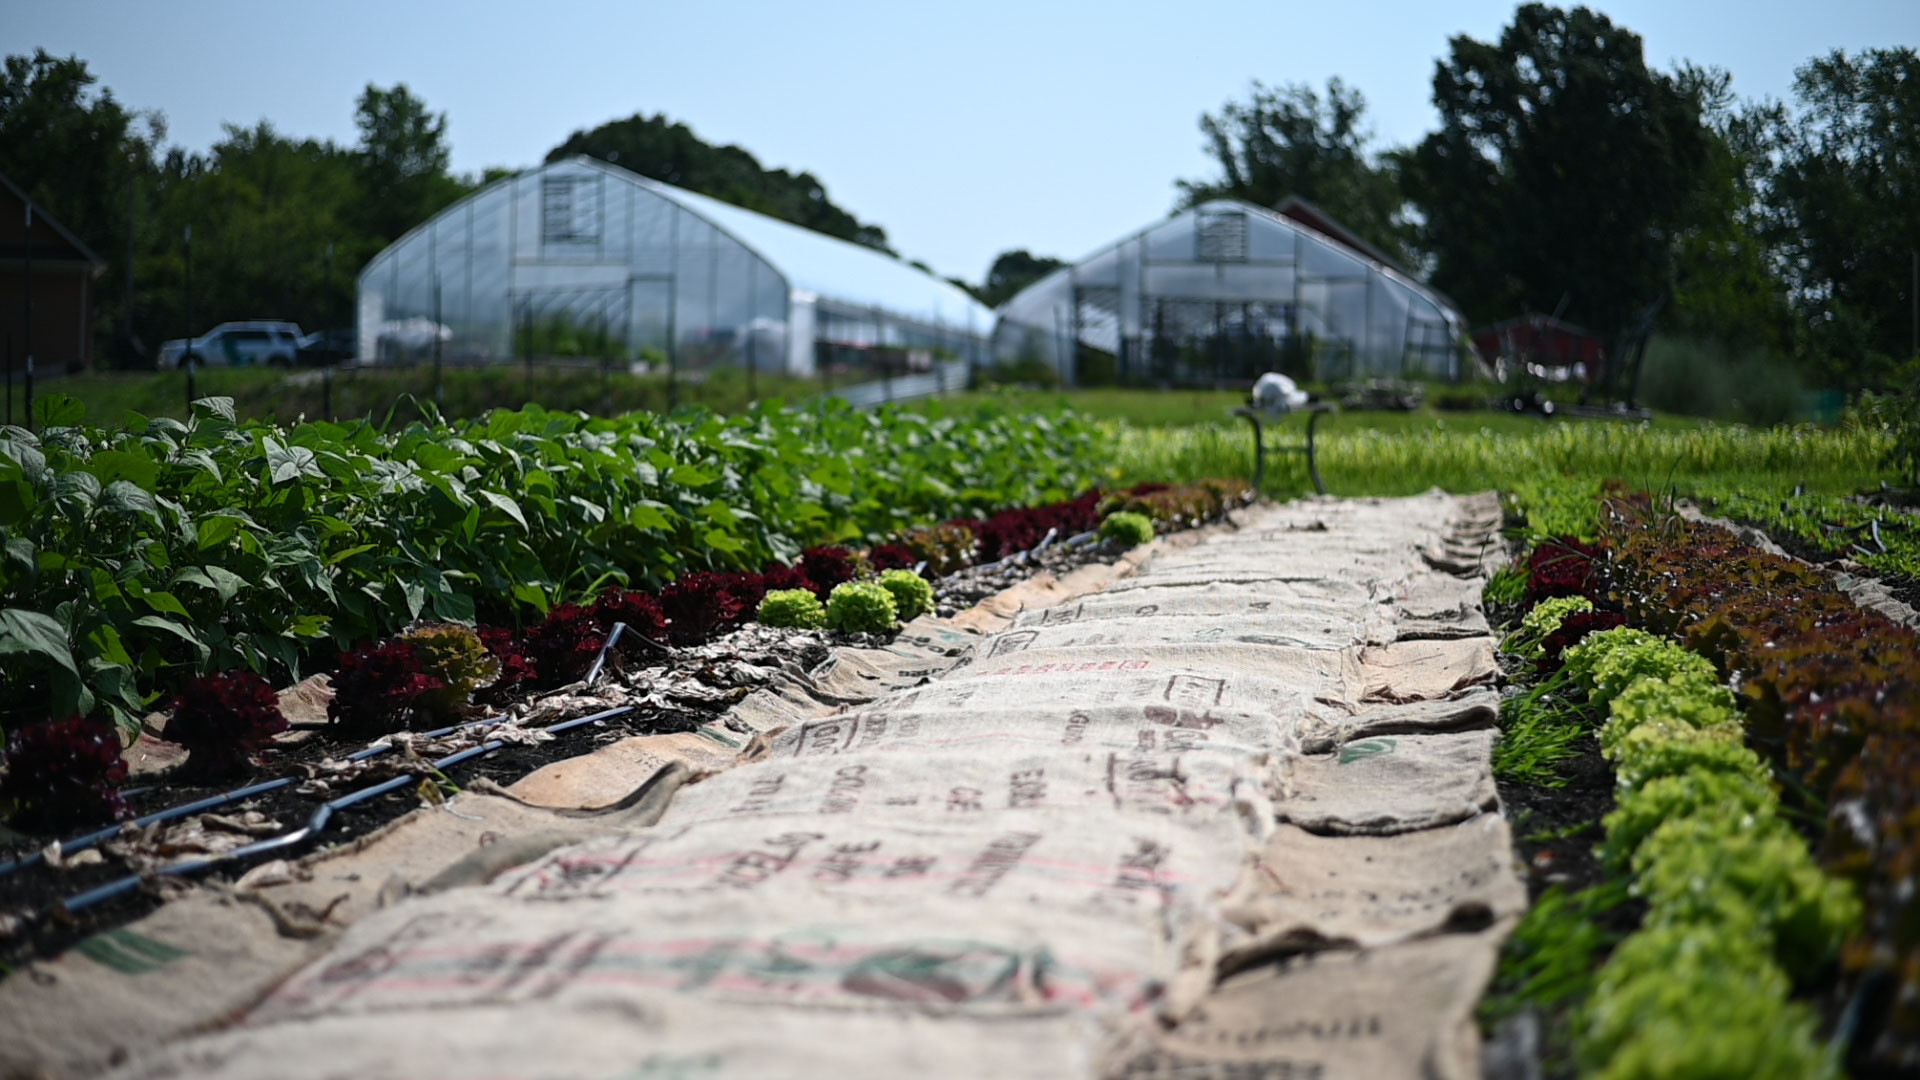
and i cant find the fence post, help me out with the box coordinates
[24,202,34,431]
[431,275,445,413]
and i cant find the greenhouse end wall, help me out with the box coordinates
[357,158,991,385]
[991,200,1468,388]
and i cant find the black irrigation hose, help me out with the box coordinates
[0,713,520,879]
[57,705,636,916]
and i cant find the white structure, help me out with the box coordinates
[993,199,1469,386]
[358,157,992,378]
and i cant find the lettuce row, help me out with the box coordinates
[1562,628,1859,1079]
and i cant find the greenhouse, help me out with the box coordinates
[357,156,993,381]
[992,198,1470,386]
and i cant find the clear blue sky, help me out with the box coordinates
[9,0,1915,284]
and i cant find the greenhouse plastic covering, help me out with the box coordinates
[357,157,992,378]
[992,199,1467,385]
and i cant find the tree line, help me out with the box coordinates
[0,55,893,369]
[3,2,1914,393]
[1160,4,1918,394]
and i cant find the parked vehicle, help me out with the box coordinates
[156,321,305,370]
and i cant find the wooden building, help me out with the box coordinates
[0,171,106,375]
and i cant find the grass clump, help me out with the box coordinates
[1493,670,1590,787]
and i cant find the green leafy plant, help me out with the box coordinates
[824,581,897,634]
[1099,511,1155,547]
[1501,595,1593,658]
[876,569,934,622]
[397,624,500,720]
[0,395,1106,736]
[757,588,826,630]
[1600,769,1776,870]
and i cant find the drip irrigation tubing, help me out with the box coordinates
[56,704,636,917]
[0,713,519,880]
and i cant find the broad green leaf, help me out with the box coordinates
[32,394,85,429]
[173,564,249,603]
[511,582,551,615]
[98,480,161,523]
[192,396,237,423]
[130,614,210,663]
[85,449,160,492]
[138,590,192,618]
[0,608,79,681]
[266,439,324,485]
[479,491,528,530]
[0,476,34,526]
[627,503,673,531]
[83,622,135,667]
[196,514,244,550]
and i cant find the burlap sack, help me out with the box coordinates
[898,659,1323,723]
[938,638,1493,716]
[507,727,750,809]
[660,746,1268,827]
[1275,729,1499,836]
[1216,814,1525,955]
[769,702,1294,761]
[1355,638,1498,704]
[990,612,1385,654]
[0,774,691,1080]
[1296,689,1501,754]
[1385,572,1495,640]
[1012,584,1384,631]
[228,889,1179,1026]
[1099,930,1507,1080]
[0,890,314,1079]
[492,812,1247,923]
[103,996,1105,1080]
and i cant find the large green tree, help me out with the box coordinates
[548,113,892,253]
[352,83,468,247]
[1179,77,1413,267]
[0,49,164,360]
[978,249,1068,309]
[1661,62,1797,355]
[1405,4,1713,342]
[1752,47,1920,389]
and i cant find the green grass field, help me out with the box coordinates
[16,373,1891,507]
[1106,416,1891,501]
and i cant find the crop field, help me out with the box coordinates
[3,389,1918,1076]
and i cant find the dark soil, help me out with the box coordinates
[1496,733,1620,906]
